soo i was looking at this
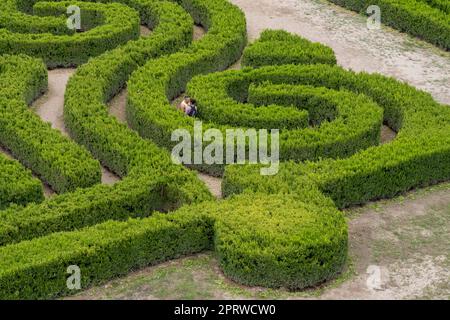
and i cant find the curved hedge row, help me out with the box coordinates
[0,154,43,210]
[127,31,382,172]
[128,26,449,289]
[124,26,357,288]
[242,29,337,67]
[126,0,248,148]
[0,54,101,193]
[422,0,450,13]
[0,0,141,67]
[328,0,450,50]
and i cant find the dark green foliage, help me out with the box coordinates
[186,67,383,162]
[1,2,448,300]
[214,193,347,290]
[0,0,213,248]
[0,207,215,299]
[126,0,248,149]
[224,66,450,208]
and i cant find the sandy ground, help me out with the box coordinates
[231,0,450,105]
[322,188,450,299]
[140,25,151,37]
[197,173,223,198]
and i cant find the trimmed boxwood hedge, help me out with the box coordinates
[242,29,337,67]
[0,54,101,193]
[0,154,43,210]
[186,68,384,162]
[328,0,450,50]
[126,0,248,149]
[0,1,141,67]
[129,26,448,290]
[127,32,382,173]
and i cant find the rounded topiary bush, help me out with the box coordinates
[213,194,348,289]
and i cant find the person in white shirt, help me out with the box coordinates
[178,96,191,114]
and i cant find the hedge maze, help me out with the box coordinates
[0,0,449,299]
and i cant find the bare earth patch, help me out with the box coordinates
[380,125,396,144]
[197,173,223,198]
[108,88,128,124]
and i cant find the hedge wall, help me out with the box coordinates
[186,68,384,162]
[0,1,141,67]
[0,154,43,210]
[242,29,337,67]
[223,67,450,207]
[328,0,450,50]
[129,25,448,291]
[127,30,382,174]
[0,0,238,248]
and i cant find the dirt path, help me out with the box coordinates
[231,0,450,105]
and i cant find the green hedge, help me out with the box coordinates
[328,0,450,50]
[0,1,141,67]
[0,204,214,299]
[242,29,337,67]
[0,193,347,298]
[128,62,384,175]
[0,54,101,193]
[128,28,378,169]
[0,154,43,210]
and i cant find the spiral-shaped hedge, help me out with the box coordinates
[0,1,448,299]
